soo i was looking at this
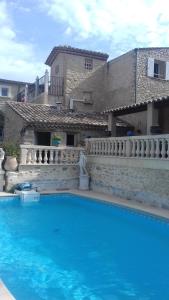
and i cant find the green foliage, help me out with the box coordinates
[2,143,20,158]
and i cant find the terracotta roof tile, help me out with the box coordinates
[45,46,109,66]
[7,102,107,129]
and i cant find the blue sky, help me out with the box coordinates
[1,0,169,82]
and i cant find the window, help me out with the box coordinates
[83,91,93,104]
[1,87,9,97]
[84,58,93,70]
[147,58,169,80]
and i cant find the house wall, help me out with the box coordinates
[3,105,26,144]
[0,81,26,101]
[87,156,169,208]
[136,48,169,102]
[50,52,106,111]
[103,50,136,109]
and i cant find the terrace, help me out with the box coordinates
[15,70,64,103]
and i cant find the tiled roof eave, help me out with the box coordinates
[104,96,169,115]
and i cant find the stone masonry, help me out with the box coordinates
[87,156,169,209]
[6,164,79,192]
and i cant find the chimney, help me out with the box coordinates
[56,102,62,112]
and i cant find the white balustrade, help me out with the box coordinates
[20,145,83,165]
[86,134,169,160]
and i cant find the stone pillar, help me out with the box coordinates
[147,103,159,135]
[24,84,28,102]
[0,170,5,191]
[108,112,116,136]
[35,76,39,98]
[0,148,5,191]
[44,69,49,104]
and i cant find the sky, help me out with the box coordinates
[1,0,169,82]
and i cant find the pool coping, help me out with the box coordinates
[0,280,16,300]
[41,189,169,221]
[1,189,169,220]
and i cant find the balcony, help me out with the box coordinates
[16,71,64,103]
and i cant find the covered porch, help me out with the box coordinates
[105,96,169,136]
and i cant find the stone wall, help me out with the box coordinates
[3,105,26,143]
[136,48,169,102]
[6,164,79,191]
[103,50,136,109]
[87,156,169,208]
[50,52,106,112]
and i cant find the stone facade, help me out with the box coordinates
[87,156,169,208]
[3,105,26,144]
[47,47,169,128]
[103,50,136,109]
[6,164,79,191]
[136,48,169,103]
[50,51,106,112]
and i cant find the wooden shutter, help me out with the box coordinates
[165,62,169,80]
[147,58,154,77]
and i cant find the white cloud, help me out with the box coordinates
[0,1,44,81]
[40,0,169,55]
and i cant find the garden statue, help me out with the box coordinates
[79,151,88,176]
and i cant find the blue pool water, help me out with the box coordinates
[0,194,169,300]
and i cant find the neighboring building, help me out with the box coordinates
[0,78,29,102]
[0,78,31,142]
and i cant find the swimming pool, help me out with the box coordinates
[0,193,169,300]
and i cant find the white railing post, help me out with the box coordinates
[20,145,28,164]
[35,76,39,97]
[126,139,131,157]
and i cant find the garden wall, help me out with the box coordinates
[87,156,169,208]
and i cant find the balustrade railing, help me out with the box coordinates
[86,135,169,159]
[20,145,83,165]
[48,76,64,96]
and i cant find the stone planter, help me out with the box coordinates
[4,156,18,171]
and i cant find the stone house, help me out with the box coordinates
[25,46,169,135]
[2,46,169,144]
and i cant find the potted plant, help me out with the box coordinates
[52,134,61,146]
[2,143,20,171]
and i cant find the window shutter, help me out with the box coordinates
[147,58,154,77]
[165,62,169,80]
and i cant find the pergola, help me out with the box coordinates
[104,96,169,136]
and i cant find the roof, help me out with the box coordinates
[7,102,107,130]
[104,96,169,116]
[0,78,30,85]
[45,45,109,66]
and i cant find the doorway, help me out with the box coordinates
[36,132,51,146]
[66,134,75,146]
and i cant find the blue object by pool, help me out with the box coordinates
[0,194,169,299]
[15,182,32,191]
